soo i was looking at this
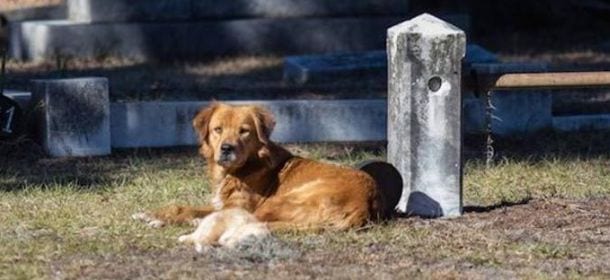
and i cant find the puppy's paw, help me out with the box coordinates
[131,212,166,228]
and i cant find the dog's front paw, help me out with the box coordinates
[132,212,166,228]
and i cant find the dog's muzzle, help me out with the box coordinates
[218,143,236,164]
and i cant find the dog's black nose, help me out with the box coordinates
[220,144,235,154]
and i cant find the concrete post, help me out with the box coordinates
[387,14,466,217]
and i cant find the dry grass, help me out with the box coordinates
[1,134,609,279]
[0,0,62,12]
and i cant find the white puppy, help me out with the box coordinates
[178,208,270,252]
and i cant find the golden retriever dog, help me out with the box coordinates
[134,102,390,248]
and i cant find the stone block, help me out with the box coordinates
[284,43,495,85]
[387,14,466,217]
[67,0,409,22]
[10,17,403,62]
[31,78,110,157]
[284,51,387,85]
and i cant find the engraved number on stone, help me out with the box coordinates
[2,106,14,133]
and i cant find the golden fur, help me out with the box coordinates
[135,102,386,246]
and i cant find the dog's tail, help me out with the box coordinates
[358,160,403,220]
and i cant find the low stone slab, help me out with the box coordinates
[284,44,496,85]
[67,0,409,22]
[109,96,575,149]
[10,17,403,61]
[110,100,387,148]
[31,78,110,157]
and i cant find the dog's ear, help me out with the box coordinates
[251,106,278,167]
[251,106,276,144]
[192,102,221,143]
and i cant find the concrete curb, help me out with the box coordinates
[110,100,388,148]
[6,91,610,150]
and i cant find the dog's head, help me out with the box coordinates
[192,102,276,171]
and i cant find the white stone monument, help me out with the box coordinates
[387,14,466,217]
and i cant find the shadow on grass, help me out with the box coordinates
[0,137,200,192]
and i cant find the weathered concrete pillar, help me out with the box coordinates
[387,14,466,217]
[32,77,110,157]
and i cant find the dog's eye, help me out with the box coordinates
[213,127,223,134]
[239,128,250,136]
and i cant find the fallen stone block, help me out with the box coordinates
[31,78,110,157]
